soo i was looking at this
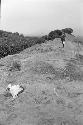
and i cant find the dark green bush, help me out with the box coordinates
[0,30,46,59]
[42,35,48,40]
[62,28,73,34]
[48,29,62,40]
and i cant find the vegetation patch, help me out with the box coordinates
[8,61,21,72]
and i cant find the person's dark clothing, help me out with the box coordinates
[61,33,66,47]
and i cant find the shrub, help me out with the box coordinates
[62,28,73,34]
[0,30,47,59]
[42,35,48,40]
[54,29,62,36]
[47,29,62,40]
[0,30,3,37]
[9,61,21,72]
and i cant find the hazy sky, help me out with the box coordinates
[0,0,82,36]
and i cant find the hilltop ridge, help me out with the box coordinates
[0,28,75,59]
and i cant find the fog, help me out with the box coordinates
[0,0,82,36]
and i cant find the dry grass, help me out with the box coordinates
[0,35,83,125]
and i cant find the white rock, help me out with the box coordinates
[7,84,23,98]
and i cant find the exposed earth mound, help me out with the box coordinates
[0,32,83,125]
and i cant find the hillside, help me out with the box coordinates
[0,30,83,125]
[0,28,73,59]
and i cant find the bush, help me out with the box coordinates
[0,30,46,59]
[0,30,3,37]
[47,31,55,40]
[42,35,48,40]
[54,30,62,36]
[47,29,62,40]
[9,61,21,72]
[62,28,73,34]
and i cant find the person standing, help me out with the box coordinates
[61,32,66,48]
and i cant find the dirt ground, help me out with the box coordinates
[0,36,83,125]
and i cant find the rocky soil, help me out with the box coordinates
[0,34,83,125]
